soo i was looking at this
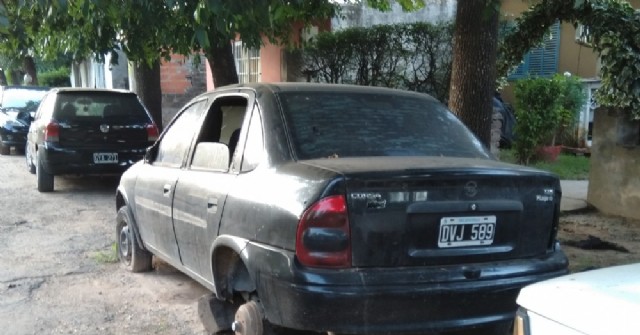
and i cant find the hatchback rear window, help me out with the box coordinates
[277,91,491,160]
[54,92,150,122]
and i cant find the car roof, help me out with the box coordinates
[212,82,440,102]
[49,87,135,95]
[517,262,640,335]
[1,85,50,91]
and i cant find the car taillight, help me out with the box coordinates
[44,121,60,142]
[146,123,159,142]
[296,195,351,268]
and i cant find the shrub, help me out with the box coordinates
[39,67,70,87]
[513,74,587,165]
[513,77,564,165]
[302,22,453,102]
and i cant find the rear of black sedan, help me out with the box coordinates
[222,85,568,334]
[250,158,568,334]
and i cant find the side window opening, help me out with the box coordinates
[193,96,249,170]
[154,100,207,167]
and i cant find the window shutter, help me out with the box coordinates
[507,21,560,80]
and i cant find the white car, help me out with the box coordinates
[514,262,640,335]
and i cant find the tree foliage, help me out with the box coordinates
[302,22,453,102]
[499,0,640,120]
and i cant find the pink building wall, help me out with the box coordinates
[206,20,331,90]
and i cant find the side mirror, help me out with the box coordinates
[16,111,33,125]
[191,142,230,172]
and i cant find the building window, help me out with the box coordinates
[508,22,561,80]
[233,41,261,83]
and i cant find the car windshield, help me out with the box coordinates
[1,88,48,115]
[54,91,150,122]
[278,91,491,160]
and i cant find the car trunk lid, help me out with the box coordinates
[301,157,560,268]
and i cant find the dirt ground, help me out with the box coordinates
[558,210,640,272]
[1,151,639,335]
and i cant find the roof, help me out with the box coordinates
[49,87,135,94]
[214,82,440,102]
[1,85,50,91]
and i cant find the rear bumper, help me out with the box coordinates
[250,243,568,334]
[0,128,27,147]
[39,143,147,175]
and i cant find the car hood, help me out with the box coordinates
[299,156,551,176]
[517,262,640,335]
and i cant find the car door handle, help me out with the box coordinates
[207,197,218,213]
[163,184,172,196]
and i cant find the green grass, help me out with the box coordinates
[499,150,590,180]
[90,243,119,264]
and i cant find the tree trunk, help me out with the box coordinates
[205,42,239,88]
[448,0,499,148]
[0,69,7,86]
[132,59,163,130]
[23,56,38,85]
[10,70,22,85]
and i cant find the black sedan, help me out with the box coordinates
[0,85,49,155]
[115,83,569,335]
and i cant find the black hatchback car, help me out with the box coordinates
[27,88,159,192]
[0,85,49,155]
[116,83,568,335]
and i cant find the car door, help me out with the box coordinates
[134,99,207,262]
[172,93,256,279]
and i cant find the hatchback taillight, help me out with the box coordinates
[44,121,60,142]
[146,123,159,142]
[296,195,351,268]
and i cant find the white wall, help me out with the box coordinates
[332,0,456,30]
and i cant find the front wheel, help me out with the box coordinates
[0,142,9,155]
[25,143,35,174]
[116,207,152,273]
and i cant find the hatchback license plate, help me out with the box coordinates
[93,152,118,164]
[438,216,496,248]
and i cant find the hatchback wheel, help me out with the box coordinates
[36,150,54,192]
[116,207,152,273]
[0,143,9,155]
[25,144,35,174]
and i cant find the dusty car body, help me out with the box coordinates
[115,83,568,335]
[514,262,640,335]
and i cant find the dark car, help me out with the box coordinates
[115,83,568,335]
[0,85,49,155]
[27,88,159,192]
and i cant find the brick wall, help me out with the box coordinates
[160,54,207,126]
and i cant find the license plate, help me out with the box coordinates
[438,216,496,248]
[93,152,118,164]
